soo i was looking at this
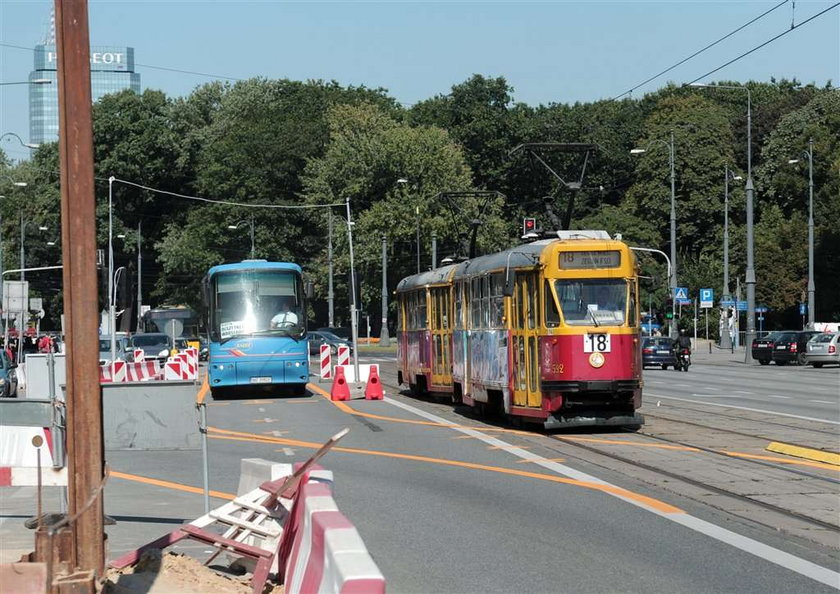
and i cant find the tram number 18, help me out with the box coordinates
[584,333,611,353]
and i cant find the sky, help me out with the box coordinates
[1,0,838,162]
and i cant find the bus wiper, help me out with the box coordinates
[220,333,250,345]
[587,308,601,328]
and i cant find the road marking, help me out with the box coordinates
[262,430,288,437]
[690,394,733,398]
[647,393,840,425]
[253,418,279,424]
[206,428,681,514]
[810,400,834,404]
[487,445,532,451]
[110,470,234,501]
[724,451,840,472]
[280,448,295,457]
[767,395,790,399]
[557,436,699,452]
[733,391,754,395]
[377,397,840,588]
[195,379,209,405]
[516,457,566,464]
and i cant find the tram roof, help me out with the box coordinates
[207,260,302,277]
[396,263,459,292]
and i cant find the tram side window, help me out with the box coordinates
[418,291,427,329]
[481,276,491,329]
[490,273,504,328]
[471,278,481,328]
[454,283,463,329]
[628,281,637,326]
[544,280,560,327]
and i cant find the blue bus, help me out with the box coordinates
[203,261,310,396]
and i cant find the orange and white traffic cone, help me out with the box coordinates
[364,365,384,400]
[330,365,351,401]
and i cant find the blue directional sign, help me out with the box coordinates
[755,305,769,314]
[719,298,735,307]
[737,300,748,311]
[799,303,806,315]
[700,288,714,308]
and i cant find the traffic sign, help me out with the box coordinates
[719,299,735,307]
[736,300,748,311]
[674,287,688,300]
[755,305,769,314]
[700,288,714,309]
[799,303,806,315]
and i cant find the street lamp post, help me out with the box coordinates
[721,167,743,350]
[630,132,677,337]
[0,132,40,150]
[344,196,360,381]
[380,234,389,347]
[689,82,755,361]
[788,137,815,327]
[227,217,255,259]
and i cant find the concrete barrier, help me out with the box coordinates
[23,353,66,399]
[102,381,201,450]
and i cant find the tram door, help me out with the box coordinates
[511,272,541,408]
[430,286,452,388]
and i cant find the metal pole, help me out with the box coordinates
[249,216,255,259]
[108,177,116,365]
[20,212,25,281]
[0,213,4,342]
[416,206,420,274]
[327,212,334,328]
[669,132,677,338]
[136,221,142,332]
[721,167,732,350]
[55,0,105,573]
[807,137,815,327]
[745,90,756,363]
[380,234,389,347]
[431,231,437,269]
[345,197,360,381]
[199,403,209,514]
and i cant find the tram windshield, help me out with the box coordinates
[553,279,627,326]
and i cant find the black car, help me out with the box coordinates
[316,327,352,341]
[751,331,785,365]
[641,337,678,369]
[308,330,353,356]
[770,331,821,366]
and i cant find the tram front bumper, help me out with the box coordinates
[544,412,644,430]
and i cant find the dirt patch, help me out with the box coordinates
[104,550,282,594]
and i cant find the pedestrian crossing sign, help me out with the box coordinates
[674,287,688,300]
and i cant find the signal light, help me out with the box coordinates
[523,217,536,235]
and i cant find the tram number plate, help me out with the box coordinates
[584,333,611,353]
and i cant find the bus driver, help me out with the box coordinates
[271,299,299,329]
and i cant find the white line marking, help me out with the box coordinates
[690,394,733,398]
[733,390,754,395]
[767,395,790,399]
[646,393,840,425]
[382,395,840,587]
[281,447,295,457]
[810,400,834,405]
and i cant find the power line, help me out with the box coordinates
[613,0,790,100]
[686,2,839,85]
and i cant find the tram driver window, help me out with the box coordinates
[544,281,560,327]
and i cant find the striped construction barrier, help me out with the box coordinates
[283,481,385,594]
[320,344,332,380]
[0,426,66,487]
[133,348,145,362]
[175,352,198,380]
[99,360,127,383]
[125,360,163,382]
[337,345,350,367]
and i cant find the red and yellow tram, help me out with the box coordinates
[396,230,643,429]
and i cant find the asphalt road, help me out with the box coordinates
[190,354,839,593]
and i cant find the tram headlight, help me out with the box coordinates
[588,352,605,368]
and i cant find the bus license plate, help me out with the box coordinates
[584,333,611,353]
[250,376,272,384]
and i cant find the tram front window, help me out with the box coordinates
[554,279,627,326]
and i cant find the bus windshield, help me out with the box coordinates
[553,279,627,326]
[211,269,303,341]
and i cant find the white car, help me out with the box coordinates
[805,332,839,368]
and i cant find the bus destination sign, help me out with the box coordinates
[559,250,621,270]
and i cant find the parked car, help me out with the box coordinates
[0,348,18,398]
[770,330,822,366]
[804,332,839,368]
[751,331,785,365]
[316,327,352,341]
[308,330,352,356]
[641,337,677,370]
[129,333,173,363]
[99,335,131,364]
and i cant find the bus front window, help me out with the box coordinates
[213,271,303,340]
[554,279,627,326]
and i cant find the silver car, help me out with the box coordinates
[805,332,840,368]
[99,336,131,364]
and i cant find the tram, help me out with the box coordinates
[396,230,643,429]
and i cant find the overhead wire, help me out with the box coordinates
[613,0,790,100]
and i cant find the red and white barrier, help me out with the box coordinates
[175,352,198,380]
[99,360,127,383]
[125,360,162,382]
[284,482,385,594]
[334,363,378,384]
[337,345,350,367]
[0,426,66,487]
[320,344,332,380]
[133,348,145,362]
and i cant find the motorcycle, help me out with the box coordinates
[674,347,691,372]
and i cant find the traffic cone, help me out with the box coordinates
[330,365,351,401]
[364,365,384,400]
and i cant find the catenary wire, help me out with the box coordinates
[685,2,839,86]
[613,0,790,100]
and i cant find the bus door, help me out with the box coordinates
[430,287,451,387]
[511,272,541,408]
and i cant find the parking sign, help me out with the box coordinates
[700,288,714,309]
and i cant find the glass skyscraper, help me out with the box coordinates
[29,44,141,145]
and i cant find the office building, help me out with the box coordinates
[29,44,141,145]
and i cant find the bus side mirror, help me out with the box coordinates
[305,281,314,300]
[503,268,514,297]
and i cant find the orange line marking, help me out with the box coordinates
[207,426,683,515]
[195,378,209,405]
[110,470,235,500]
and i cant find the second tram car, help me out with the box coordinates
[396,230,643,429]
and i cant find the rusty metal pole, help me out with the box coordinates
[55,0,105,577]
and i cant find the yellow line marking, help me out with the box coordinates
[557,436,701,452]
[766,442,840,467]
[207,427,683,514]
[110,470,235,500]
[517,457,566,464]
[195,378,209,405]
[307,382,532,435]
[726,451,840,471]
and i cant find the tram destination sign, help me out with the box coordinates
[559,250,621,269]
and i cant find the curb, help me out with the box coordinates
[766,442,840,467]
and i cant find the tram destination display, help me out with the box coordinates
[559,250,621,269]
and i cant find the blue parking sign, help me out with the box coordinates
[700,288,714,308]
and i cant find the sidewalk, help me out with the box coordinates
[689,339,752,366]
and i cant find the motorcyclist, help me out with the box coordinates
[677,329,692,352]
